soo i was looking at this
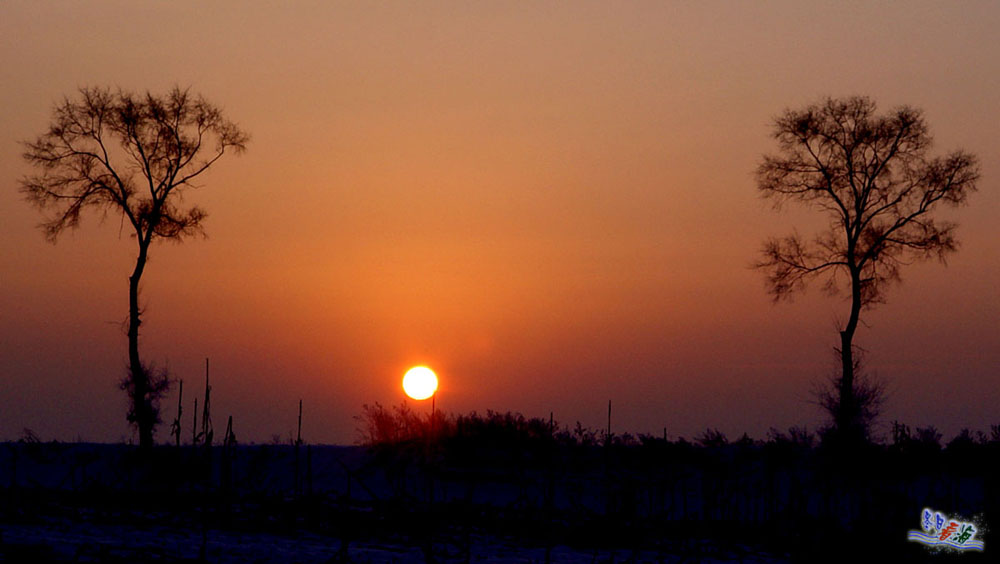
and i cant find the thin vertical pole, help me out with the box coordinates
[192,397,198,445]
[297,399,303,446]
[202,358,212,447]
[174,379,184,447]
[607,400,612,445]
[295,399,302,496]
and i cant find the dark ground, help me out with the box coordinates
[0,432,994,562]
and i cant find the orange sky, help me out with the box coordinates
[2,2,998,444]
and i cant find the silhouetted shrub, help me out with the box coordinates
[766,426,814,448]
[914,426,943,450]
[946,428,978,451]
[355,401,429,445]
[696,428,728,448]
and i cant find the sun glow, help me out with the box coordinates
[402,366,438,400]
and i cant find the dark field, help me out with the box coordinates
[1,418,995,563]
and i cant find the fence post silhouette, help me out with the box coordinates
[201,359,213,447]
[295,399,302,496]
[172,379,183,447]
[607,400,612,446]
[192,397,198,445]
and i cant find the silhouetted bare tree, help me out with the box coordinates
[20,86,248,448]
[755,96,978,441]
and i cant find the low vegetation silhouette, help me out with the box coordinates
[4,408,996,561]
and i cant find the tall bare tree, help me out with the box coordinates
[755,96,978,441]
[20,86,249,448]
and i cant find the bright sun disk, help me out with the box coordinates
[402,366,438,400]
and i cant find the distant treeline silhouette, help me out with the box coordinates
[352,405,996,560]
[356,401,997,453]
[4,409,997,562]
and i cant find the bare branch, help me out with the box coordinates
[754,232,848,301]
[756,96,978,308]
[20,86,249,245]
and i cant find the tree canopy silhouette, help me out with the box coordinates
[20,86,249,448]
[755,96,978,441]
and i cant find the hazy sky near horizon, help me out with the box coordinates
[2,1,998,444]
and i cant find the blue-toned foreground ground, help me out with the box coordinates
[2,521,782,563]
[0,440,993,562]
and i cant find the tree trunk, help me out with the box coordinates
[838,329,854,432]
[837,268,863,440]
[129,243,153,448]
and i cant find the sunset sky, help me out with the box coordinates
[2,2,997,445]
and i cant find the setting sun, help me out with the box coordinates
[402,366,438,400]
